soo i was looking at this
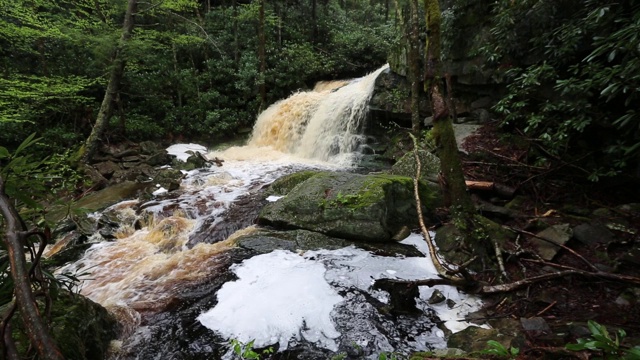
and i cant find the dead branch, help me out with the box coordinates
[505,226,599,271]
[410,134,465,283]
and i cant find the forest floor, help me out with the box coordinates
[452,122,640,359]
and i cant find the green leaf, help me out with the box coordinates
[0,146,9,159]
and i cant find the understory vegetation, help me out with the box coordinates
[476,0,639,180]
[0,0,394,154]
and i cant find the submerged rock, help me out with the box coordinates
[258,171,442,242]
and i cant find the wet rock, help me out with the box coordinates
[145,150,172,166]
[266,170,320,196]
[47,181,149,224]
[428,289,446,304]
[44,231,92,267]
[188,192,267,246]
[372,278,421,315]
[531,224,573,261]
[153,168,184,192]
[258,171,441,242]
[235,228,424,257]
[573,223,615,245]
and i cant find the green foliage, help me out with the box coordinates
[1,0,393,150]
[0,134,84,224]
[480,340,520,359]
[230,339,274,360]
[566,321,640,360]
[482,0,640,179]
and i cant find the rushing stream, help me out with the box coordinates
[57,64,484,359]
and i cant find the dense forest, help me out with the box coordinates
[1,0,640,358]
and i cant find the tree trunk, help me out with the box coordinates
[258,0,267,112]
[423,0,474,214]
[0,177,64,360]
[233,0,239,66]
[408,0,421,135]
[81,0,137,164]
[311,0,318,44]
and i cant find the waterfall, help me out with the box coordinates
[247,64,389,166]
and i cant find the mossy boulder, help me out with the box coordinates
[389,149,441,184]
[10,291,119,360]
[267,170,320,196]
[258,171,442,242]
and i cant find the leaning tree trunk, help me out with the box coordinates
[0,177,64,360]
[423,0,474,214]
[81,0,137,164]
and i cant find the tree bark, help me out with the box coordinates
[258,0,267,112]
[0,177,64,360]
[81,0,137,164]
[423,0,473,214]
[408,0,421,134]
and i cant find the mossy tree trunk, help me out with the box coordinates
[81,0,137,164]
[422,0,474,215]
[408,0,422,135]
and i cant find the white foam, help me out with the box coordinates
[199,241,485,353]
[197,250,343,351]
[166,143,208,162]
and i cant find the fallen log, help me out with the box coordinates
[465,180,516,198]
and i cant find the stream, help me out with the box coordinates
[56,65,485,359]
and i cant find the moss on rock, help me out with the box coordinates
[258,171,442,242]
[10,291,119,360]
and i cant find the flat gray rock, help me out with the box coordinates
[531,224,573,260]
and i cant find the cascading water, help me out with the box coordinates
[54,64,484,360]
[248,65,388,165]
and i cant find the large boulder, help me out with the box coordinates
[10,291,119,360]
[235,228,424,257]
[258,171,442,242]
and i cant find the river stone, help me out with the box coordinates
[235,228,424,257]
[531,224,573,261]
[257,172,441,242]
[10,291,119,360]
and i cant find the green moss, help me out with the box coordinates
[267,170,319,196]
[10,291,119,360]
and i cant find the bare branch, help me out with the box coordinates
[409,133,465,283]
